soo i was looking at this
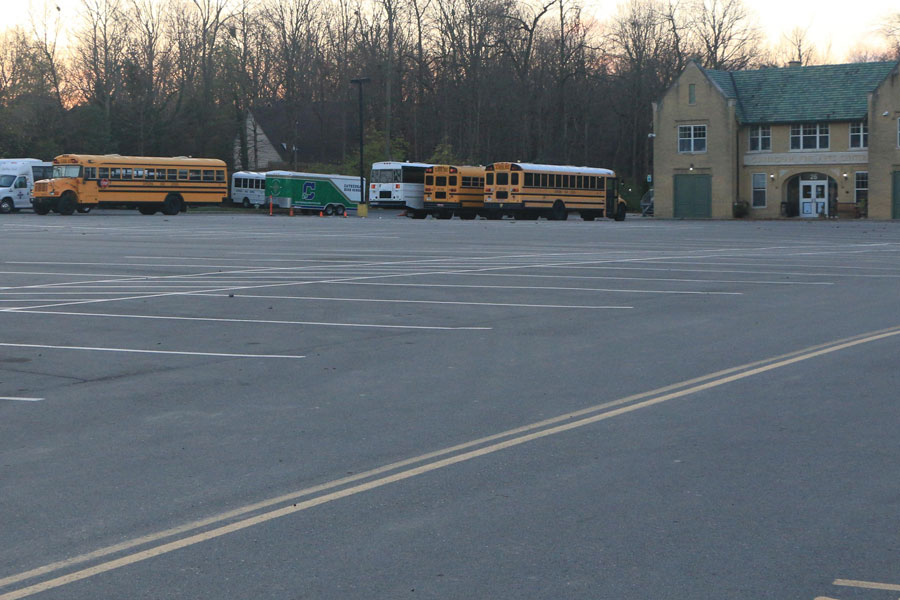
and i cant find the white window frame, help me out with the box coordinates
[854,171,868,204]
[678,124,707,154]
[849,122,868,149]
[897,118,900,148]
[749,125,771,152]
[790,123,829,151]
[751,173,767,208]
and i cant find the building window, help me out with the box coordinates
[678,124,706,153]
[749,125,771,151]
[849,122,868,149]
[855,172,868,204]
[790,123,829,150]
[688,83,696,105]
[752,173,767,208]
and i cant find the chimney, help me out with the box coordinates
[787,60,802,68]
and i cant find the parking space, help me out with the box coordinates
[1,213,900,599]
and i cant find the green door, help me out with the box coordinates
[893,172,900,219]
[673,174,712,218]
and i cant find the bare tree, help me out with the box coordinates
[689,0,762,70]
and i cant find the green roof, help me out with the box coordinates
[702,61,898,124]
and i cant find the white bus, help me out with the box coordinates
[0,159,52,213]
[369,161,432,218]
[231,171,266,208]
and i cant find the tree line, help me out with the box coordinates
[1,0,898,188]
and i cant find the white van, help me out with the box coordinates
[231,171,267,207]
[0,159,53,213]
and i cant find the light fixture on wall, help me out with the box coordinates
[769,174,775,180]
[842,173,848,179]
[883,111,890,117]
[689,163,694,171]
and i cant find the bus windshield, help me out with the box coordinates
[52,165,83,178]
[371,169,401,184]
[0,175,15,187]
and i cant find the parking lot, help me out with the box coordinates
[2,212,900,599]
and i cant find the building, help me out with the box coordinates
[233,101,350,172]
[652,60,900,219]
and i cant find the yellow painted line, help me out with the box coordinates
[3,325,900,599]
[834,578,900,591]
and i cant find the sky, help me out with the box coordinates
[9,0,900,63]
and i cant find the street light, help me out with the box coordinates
[350,77,370,215]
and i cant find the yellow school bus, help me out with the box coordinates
[423,165,486,219]
[31,154,228,215]
[483,162,626,221]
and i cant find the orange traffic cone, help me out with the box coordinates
[290,206,294,216]
[319,210,324,217]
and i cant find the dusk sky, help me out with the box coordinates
[10,0,900,63]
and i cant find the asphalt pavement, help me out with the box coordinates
[1,210,899,599]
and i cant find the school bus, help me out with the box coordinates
[423,165,486,219]
[31,154,228,215]
[483,162,626,221]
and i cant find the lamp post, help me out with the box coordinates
[350,77,370,216]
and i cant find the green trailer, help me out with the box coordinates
[265,170,364,215]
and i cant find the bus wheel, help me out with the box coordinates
[242,198,250,208]
[161,194,181,216]
[550,200,567,221]
[0,198,12,214]
[76,206,92,214]
[324,204,335,216]
[615,202,626,221]
[335,205,345,216]
[57,192,77,215]
[138,206,157,215]
[33,200,50,215]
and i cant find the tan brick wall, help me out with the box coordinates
[868,66,900,220]
[653,62,737,218]
[738,123,865,218]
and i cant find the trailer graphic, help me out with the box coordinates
[265,171,362,215]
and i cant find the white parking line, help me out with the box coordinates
[0,397,44,402]
[0,342,304,359]
[193,293,633,310]
[8,311,493,331]
[329,281,743,295]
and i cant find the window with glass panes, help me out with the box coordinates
[855,172,868,204]
[849,122,868,149]
[751,173,767,208]
[790,123,829,150]
[678,125,707,153]
[749,125,771,151]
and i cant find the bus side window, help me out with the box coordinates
[486,173,494,186]
[216,170,225,182]
[189,170,201,181]
[598,177,605,191]
[111,168,121,179]
[178,169,188,180]
[449,176,457,186]
[99,168,109,179]
[524,173,533,187]
[425,175,433,185]
[511,173,518,186]
[134,168,145,179]
[203,170,214,182]
[122,168,133,180]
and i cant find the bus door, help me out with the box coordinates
[605,177,618,217]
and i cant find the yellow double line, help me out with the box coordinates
[3,325,900,599]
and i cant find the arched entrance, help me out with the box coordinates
[783,173,837,218]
